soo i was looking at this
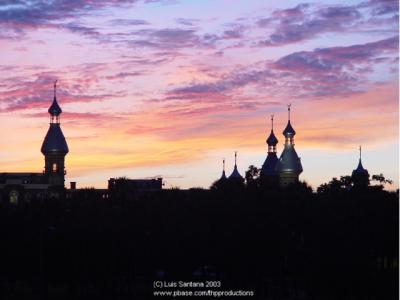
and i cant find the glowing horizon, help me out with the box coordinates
[0,0,398,190]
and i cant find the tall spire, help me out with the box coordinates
[266,114,278,152]
[48,80,62,123]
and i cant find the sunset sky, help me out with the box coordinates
[0,0,398,190]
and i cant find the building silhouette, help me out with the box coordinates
[0,82,68,204]
[0,82,162,204]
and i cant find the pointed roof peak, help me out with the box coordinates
[48,80,62,117]
[229,151,244,180]
[353,146,369,176]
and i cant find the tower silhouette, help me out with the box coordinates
[41,81,69,186]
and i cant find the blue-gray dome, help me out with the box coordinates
[283,120,296,137]
[276,146,303,174]
[41,124,69,154]
[48,97,62,116]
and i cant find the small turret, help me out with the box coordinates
[261,115,279,185]
[352,146,369,188]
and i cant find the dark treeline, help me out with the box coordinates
[0,176,398,300]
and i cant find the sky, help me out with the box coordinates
[0,0,398,190]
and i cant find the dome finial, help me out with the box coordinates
[287,103,291,121]
[271,114,274,131]
[359,145,362,161]
[223,158,225,172]
[234,151,237,166]
[54,79,57,98]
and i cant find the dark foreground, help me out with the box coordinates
[0,185,398,300]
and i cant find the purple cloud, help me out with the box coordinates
[162,36,398,103]
[257,1,398,47]
[127,28,218,49]
[0,73,124,113]
[258,4,363,46]
[365,0,399,16]
[0,1,140,27]
[110,18,150,26]
[275,36,398,71]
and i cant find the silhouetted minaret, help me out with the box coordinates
[228,151,244,182]
[219,158,227,180]
[41,81,69,186]
[352,146,369,188]
[276,104,303,187]
[261,115,279,185]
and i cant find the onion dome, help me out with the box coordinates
[48,98,62,116]
[41,124,69,154]
[267,130,278,146]
[266,115,278,146]
[228,152,244,181]
[282,120,296,137]
[48,80,62,116]
[282,104,296,137]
